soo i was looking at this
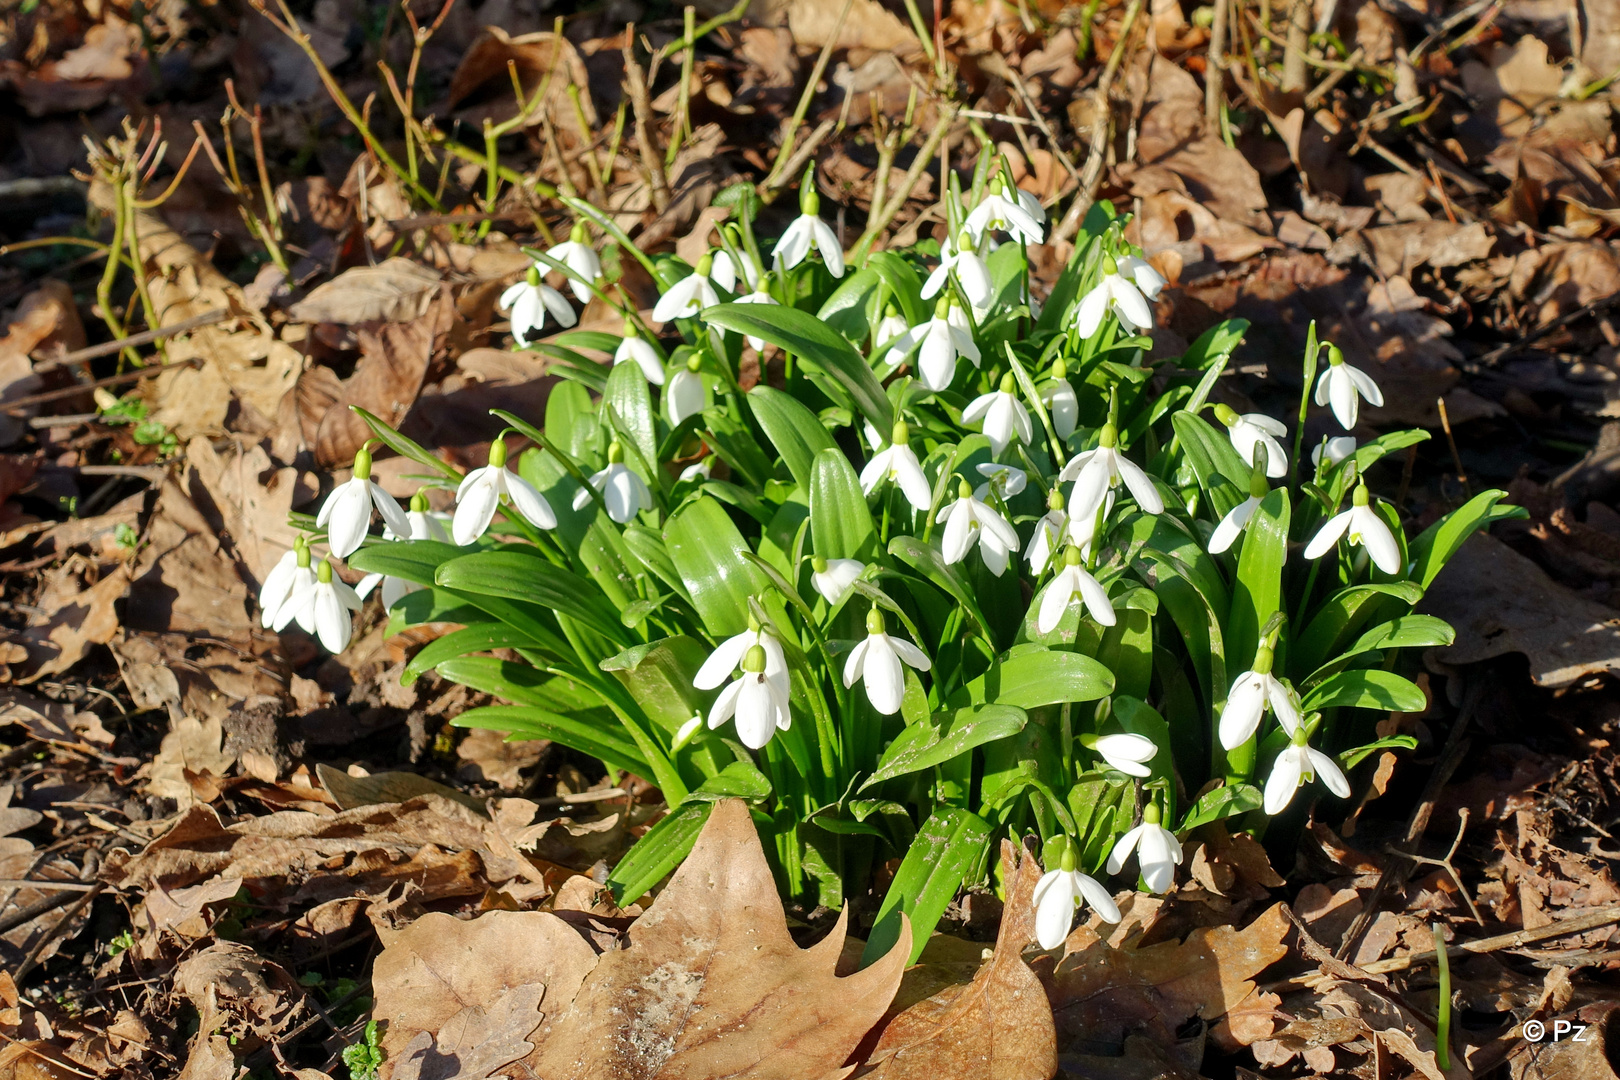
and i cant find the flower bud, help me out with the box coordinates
[934,295,952,319]
[352,444,373,481]
[957,478,973,500]
[799,169,820,216]
[811,554,828,573]
[1102,253,1118,276]
[1142,802,1162,826]
[607,441,624,464]
[1098,423,1119,449]
[686,353,703,373]
[1060,842,1078,873]
[1064,545,1083,567]
[1252,644,1274,675]
[1352,481,1370,507]
[525,265,541,287]
[1047,486,1064,511]
[295,534,311,567]
[696,252,714,277]
[570,220,587,244]
[1051,358,1068,381]
[1326,344,1345,368]
[1212,403,1239,428]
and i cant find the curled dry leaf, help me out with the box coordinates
[856,838,1057,1080]
[286,257,444,325]
[0,280,85,447]
[448,29,595,134]
[525,798,911,1080]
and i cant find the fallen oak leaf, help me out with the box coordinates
[390,983,546,1080]
[525,798,912,1080]
[855,838,1057,1079]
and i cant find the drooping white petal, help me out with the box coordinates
[1209,495,1259,554]
[1075,283,1109,338]
[1351,505,1402,574]
[1095,732,1156,776]
[452,472,501,545]
[733,675,780,749]
[1308,747,1352,798]
[1034,870,1079,950]
[271,566,317,632]
[1117,255,1166,300]
[1109,276,1153,331]
[694,631,755,690]
[772,217,813,271]
[1105,825,1144,875]
[312,581,354,653]
[1303,509,1354,560]
[811,558,864,605]
[939,501,975,565]
[666,369,707,426]
[321,479,374,559]
[1327,367,1359,429]
[1137,826,1181,894]
[860,634,905,715]
[1345,363,1384,407]
[1264,745,1307,814]
[1076,873,1121,924]
[259,550,300,629]
[1220,671,1267,750]
[918,319,958,391]
[1115,457,1164,514]
[842,635,871,690]
[615,337,665,385]
[707,679,744,729]
[502,469,557,529]
[1266,677,1303,736]
[368,482,411,538]
[809,218,845,277]
[1043,379,1078,439]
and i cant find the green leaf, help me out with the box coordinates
[887,535,993,642]
[603,358,658,473]
[1339,734,1418,771]
[435,549,629,645]
[1181,319,1249,374]
[351,407,462,480]
[347,539,462,587]
[867,250,926,326]
[810,447,876,561]
[747,386,837,490]
[862,806,991,967]
[1408,488,1524,590]
[702,406,774,488]
[599,636,712,734]
[451,704,647,776]
[1301,669,1427,713]
[704,303,894,433]
[1170,411,1248,519]
[1291,581,1425,677]
[861,704,1027,789]
[1229,487,1290,669]
[691,759,773,801]
[1180,782,1263,830]
[402,623,535,685]
[952,645,1115,709]
[622,524,693,604]
[608,800,714,905]
[664,496,771,637]
[1346,614,1454,654]
[817,266,883,344]
[544,379,597,462]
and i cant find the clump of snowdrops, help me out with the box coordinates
[268,161,1518,961]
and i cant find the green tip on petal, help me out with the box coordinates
[865,606,886,635]
[1142,802,1162,826]
[742,643,767,673]
[410,490,430,513]
[488,439,508,469]
[890,420,910,445]
[811,554,828,573]
[317,558,334,584]
[998,371,1016,394]
[525,265,541,287]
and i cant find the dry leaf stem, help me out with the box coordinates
[851,105,957,260]
[1205,0,1230,129]
[622,28,672,213]
[760,0,856,200]
[1056,0,1145,244]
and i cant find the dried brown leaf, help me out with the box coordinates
[857,839,1056,1079]
[391,983,546,1080]
[287,258,444,325]
[526,798,910,1080]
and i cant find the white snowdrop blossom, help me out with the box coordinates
[708,643,791,750]
[1074,254,1162,338]
[1040,360,1078,439]
[677,456,712,483]
[296,558,362,654]
[316,443,411,559]
[545,222,602,303]
[653,252,722,322]
[666,355,707,426]
[874,306,910,350]
[1027,489,1068,575]
[500,266,576,346]
[963,372,1034,456]
[711,248,762,293]
[453,438,557,545]
[936,478,1021,576]
[261,537,316,633]
[1265,729,1352,815]
[810,555,865,606]
[886,299,980,391]
[571,442,652,524]
[673,713,705,751]
[1037,545,1116,633]
[1065,487,1115,561]
[772,180,844,277]
[922,231,994,309]
[693,618,790,701]
[1213,404,1287,478]
[1091,732,1157,777]
[356,494,450,609]
[843,607,932,715]
[1312,435,1357,469]
[1314,346,1383,430]
[1034,849,1120,950]
[1058,423,1164,521]
[1220,643,1303,750]
[1303,482,1402,574]
[964,179,1044,245]
[614,325,665,385]
[1209,470,1273,555]
[860,422,933,512]
[974,462,1026,502]
[1106,804,1183,894]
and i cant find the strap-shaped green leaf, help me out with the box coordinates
[1170,411,1248,519]
[348,539,462,586]
[1291,581,1424,677]
[451,704,647,777]
[436,549,629,645]
[663,495,770,637]
[748,386,837,490]
[1229,487,1290,669]
[810,447,876,561]
[1408,488,1524,590]
[608,800,714,905]
[603,358,659,473]
[861,704,1026,789]
[704,302,894,433]
[402,624,535,685]
[1300,668,1427,713]
[862,805,991,967]
[950,645,1115,709]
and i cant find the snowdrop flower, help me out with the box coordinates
[974,462,1026,502]
[653,252,722,322]
[666,354,707,426]
[1067,486,1114,559]
[673,713,705,751]
[453,438,557,545]
[1058,422,1164,521]
[317,443,411,559]
[810,555,864,605]
[693,615,789,700]
[922,230,994,309]
[860,422,933,513]
[501,266,576,346]
[614,322,665,385]
[874,305,910,350]
[711,247,762,293]
[1265,728,1351,815]
[1314,345,1383,430]
[1027,488,1068,575]
[772,178,844,277]
[1087,732,1157,777]
[261,535,316,632]
[1312,435,1357,469]
[1220,642,1303,750]
[1034,845,1120,951]
[1106,803,1183,894]
[572,442,652,524]
[1303,481,1402,575]
[964,178,1044,245]
[963,372,1034,457]
[1209,468,1272,555]
[1213,404,1287,478]
[843,607,931,715]
[728,283,779,350]
[298,558,362,654]
[936,478,1021,576]
[546,222,602,303]
[1074,253,1162,338]
[357,492,450,608]
[886,298,980,391]
[1040,359,1078,439]
[1037,545,1116,633]
[708,643,791,750]
[678,455,712,483]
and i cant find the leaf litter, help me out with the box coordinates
[0,0,1618,1076]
